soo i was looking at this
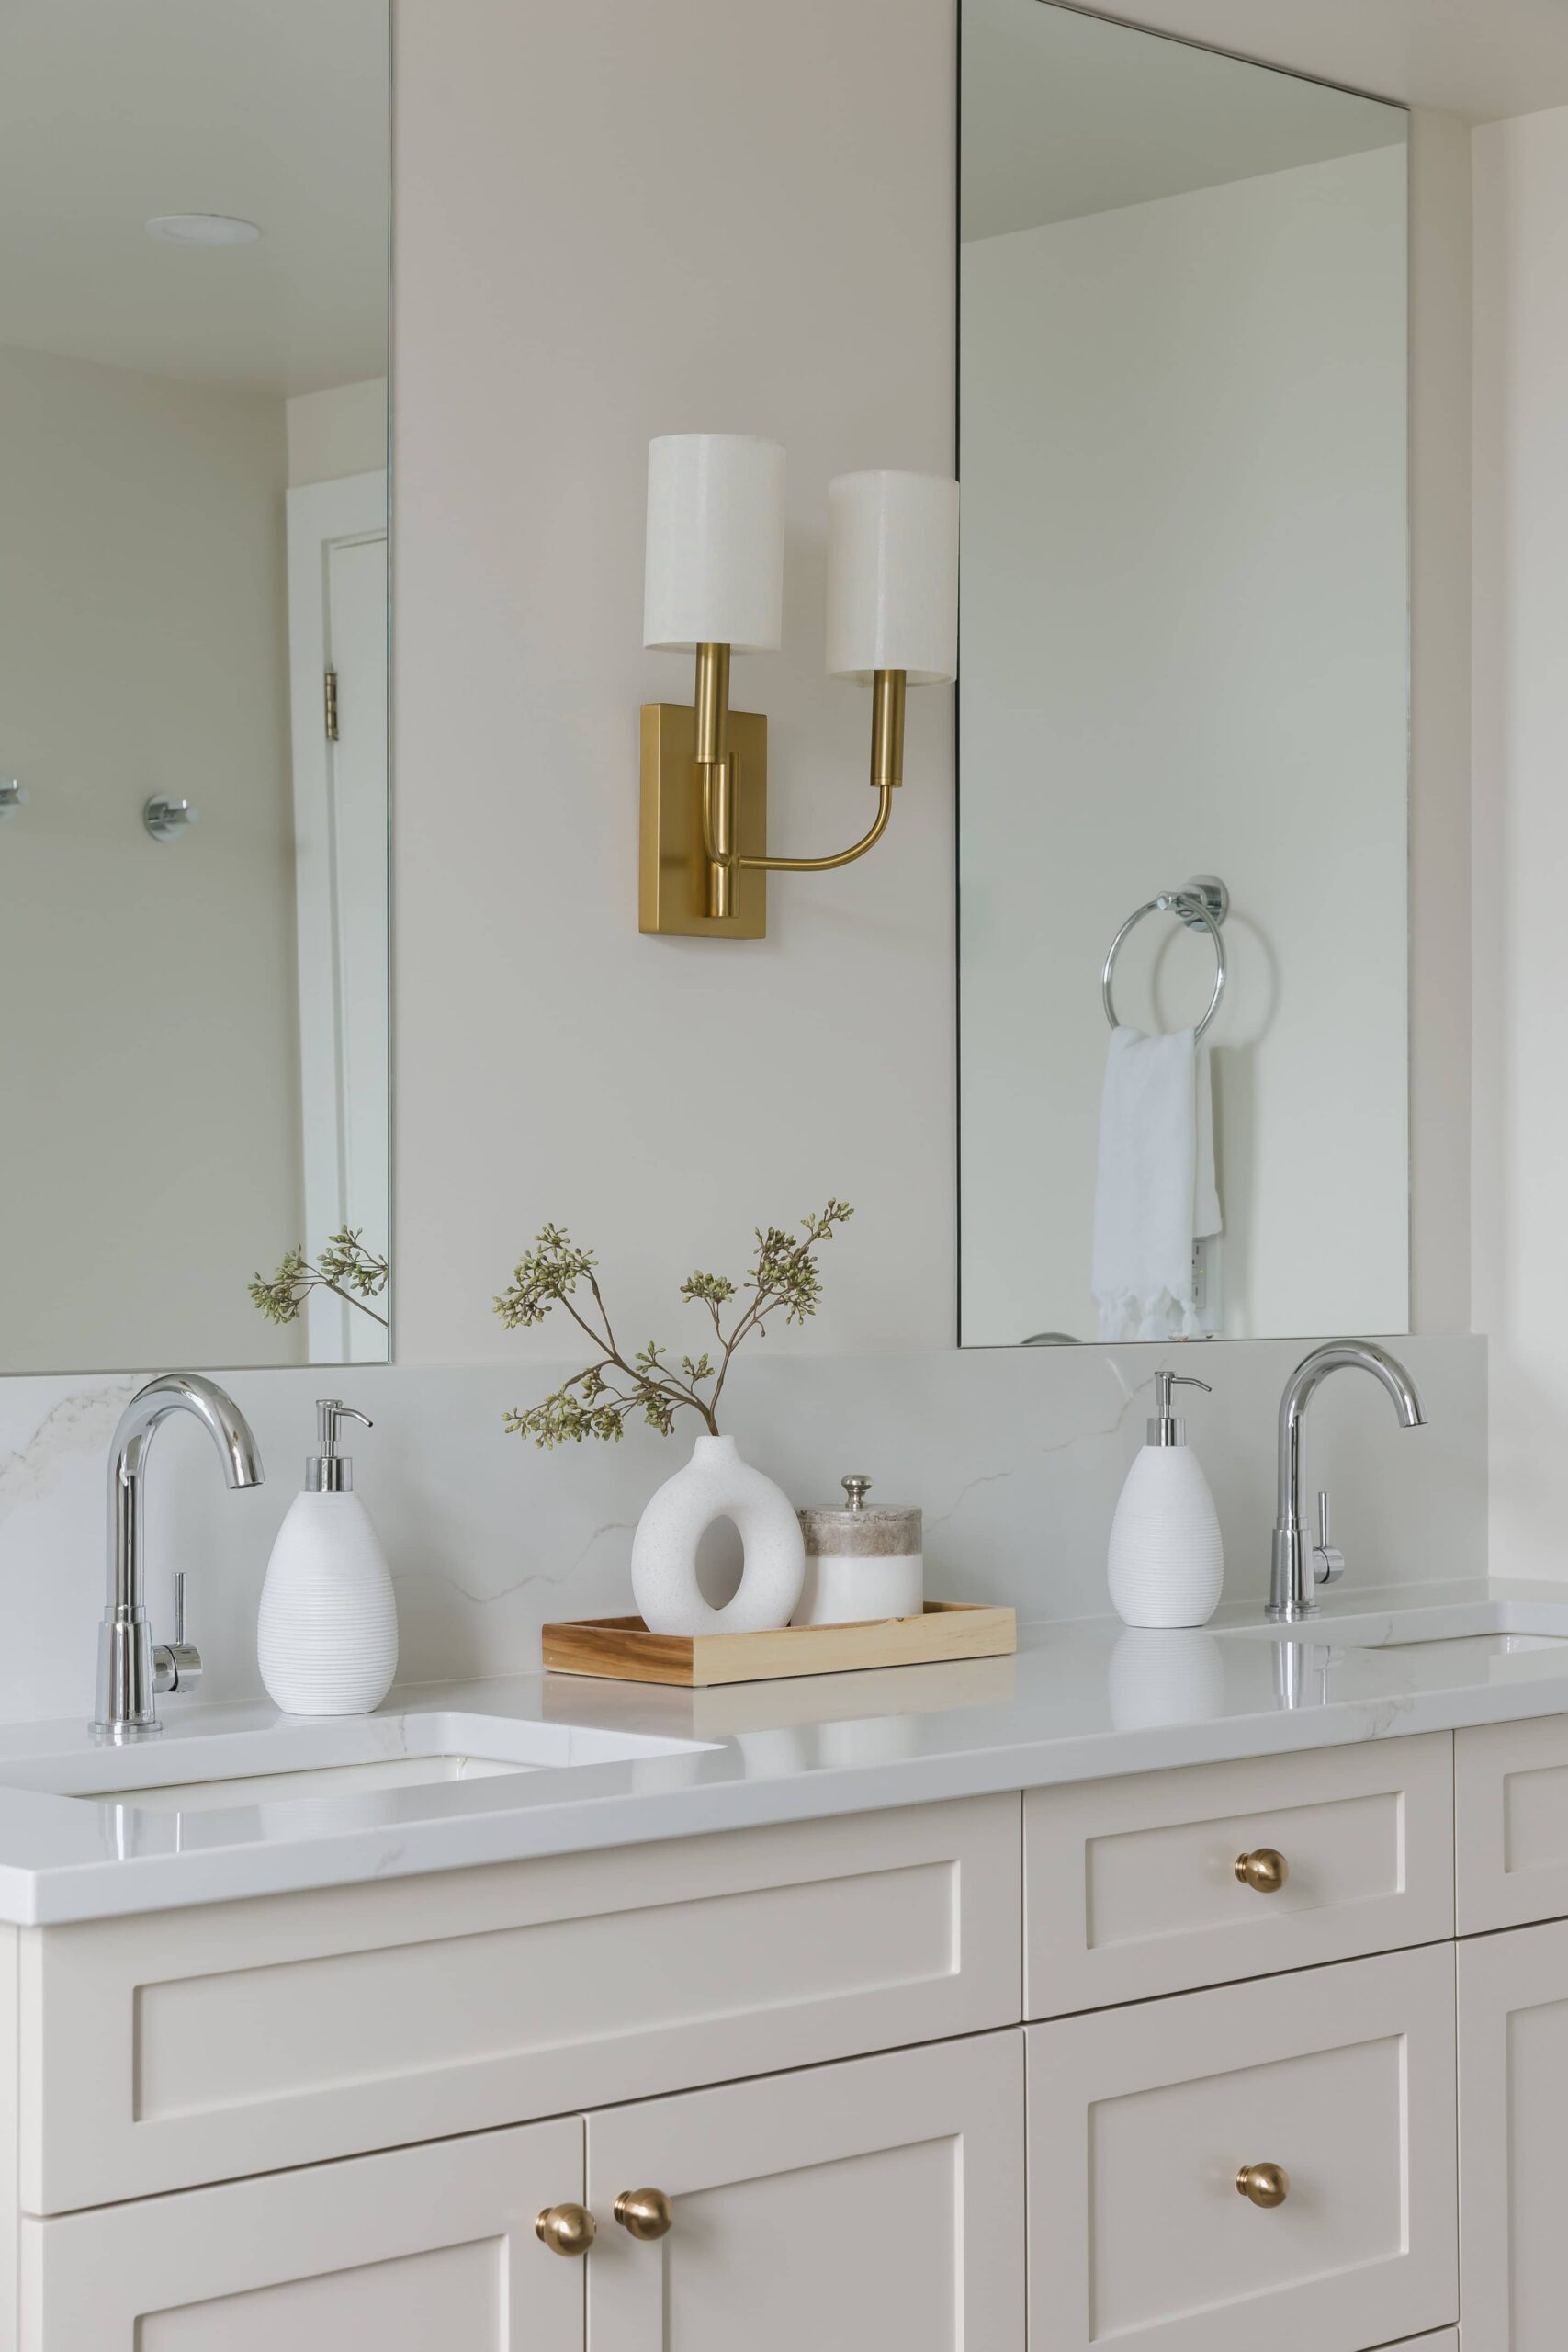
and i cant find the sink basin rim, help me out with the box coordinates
[1218,1598,1568,1651]
[0,1709,716,1804]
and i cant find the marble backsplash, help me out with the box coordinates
[0,1335,1486,1724]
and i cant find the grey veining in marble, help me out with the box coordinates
[0,1336,1487,1724]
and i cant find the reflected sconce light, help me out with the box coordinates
[638,434,958,938]
[0,778,24,820]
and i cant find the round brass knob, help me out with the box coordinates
[615,2187,674,2242]
[1235,1848,1289,1894]
[1235,2162,1290,2209]
[536,2202,597,2257]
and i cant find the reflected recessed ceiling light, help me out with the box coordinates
[144,213,262,248]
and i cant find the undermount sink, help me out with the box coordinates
[1221,1598,1568,1690]
[1332,1630,1568,1659]
[0,1711,715,1816]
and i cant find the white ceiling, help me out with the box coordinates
[0,0,388,397]
[964,0,1406,242]
[1038,0,1568,125]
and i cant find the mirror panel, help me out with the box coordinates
[959,1,1409,1346]
[0,1,390,1373]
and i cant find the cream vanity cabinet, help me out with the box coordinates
[26,2040,1023,2350]
[1454,1713,1568,2351]
[17,1719,1568,2350]
[1023,1736,1461,2352]
[8,1796,1024,2351]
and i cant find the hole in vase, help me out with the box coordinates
[694,1514,745,1609]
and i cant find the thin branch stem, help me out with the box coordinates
[320,1280,389,1329]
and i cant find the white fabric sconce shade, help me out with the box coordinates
[825,469,959,684]
[644,433,785,652]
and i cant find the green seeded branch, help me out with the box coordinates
[497,1201,853,1448]
[251,1228,389,1330]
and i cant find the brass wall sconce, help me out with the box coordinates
[638,435,958,939]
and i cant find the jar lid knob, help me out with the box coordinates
[841,1475,872,1510]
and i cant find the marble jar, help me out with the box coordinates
[794,1476,923,1625]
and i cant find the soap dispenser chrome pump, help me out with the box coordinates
[1107,1372,1225,1628]
[308,1398,371,1491]
[257,1398,398,1716]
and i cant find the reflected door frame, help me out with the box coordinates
[285,469,389,1364]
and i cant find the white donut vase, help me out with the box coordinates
[630,1433,805,1636]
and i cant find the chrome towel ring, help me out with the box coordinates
[1102,875,1230,1040]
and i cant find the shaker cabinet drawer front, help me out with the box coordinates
[1025,1735,1453,2015]
[1026,1944,1458,2352]
[18,2115,583,2351]
[1455,1713,1568,1931]
[20,1793,1021,2215]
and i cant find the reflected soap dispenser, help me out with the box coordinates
[258,1399,398,1715]
[1107,1373,1224,1629]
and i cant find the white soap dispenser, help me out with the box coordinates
[1107,1372,1224,1628]
[257,1399,398,1715]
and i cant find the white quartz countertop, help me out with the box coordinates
[5,1578,1568,1925]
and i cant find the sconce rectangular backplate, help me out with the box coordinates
[639,703,769,938]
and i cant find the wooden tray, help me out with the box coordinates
[541,1601,1016,1689]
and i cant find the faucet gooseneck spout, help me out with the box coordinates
[1269,1340,1426,1623]
[94,1373,265,1739]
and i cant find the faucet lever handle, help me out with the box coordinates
[153,1571,203,1700]
[1312,1490,1345,1589]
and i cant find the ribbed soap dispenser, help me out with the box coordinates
[257,1399,398,1715]
[1106,1373,1224,1628]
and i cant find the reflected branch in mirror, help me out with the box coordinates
[250,1229,389,1331]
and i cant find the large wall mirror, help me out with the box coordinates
[958,2,1409,1347]
[0,2,390,1374]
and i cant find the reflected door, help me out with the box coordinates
[287,468,390,1362]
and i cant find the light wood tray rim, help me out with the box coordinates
[541,1600,1017,1688]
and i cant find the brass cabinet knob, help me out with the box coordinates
[1235,2162,1290,2209]
[1235,1847,1289,1894]
[615,2187,675,2241]
[536,2202,597,2257]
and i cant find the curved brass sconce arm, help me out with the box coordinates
[640,654,910,939]
[735,784,893,874]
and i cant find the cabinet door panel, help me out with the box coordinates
[19,2116,582,2352]
[585,2031,1023,2352]
[1457,1914,1568,2351]
[1455,1714,1568,1931]
[1027,1944,1457,2352]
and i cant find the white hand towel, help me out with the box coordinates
[1194,1048,1222,1245]
[1092,1026,1220,1342]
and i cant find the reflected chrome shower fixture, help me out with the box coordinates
[144,795,196,842]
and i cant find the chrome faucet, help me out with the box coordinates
[1269,1340,1426,1622]
[93,1374,265,1739]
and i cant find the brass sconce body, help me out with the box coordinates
[638,643,907,940]
[638,442,953,939]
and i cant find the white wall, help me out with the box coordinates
[390,0,957,1364]
[0,8,1495,1726]
[287,377,388,488]
[960,150,1410,1343]
[0,343,305,1372]
[385,12,1469,1365]
[1472,104,1568,1577]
